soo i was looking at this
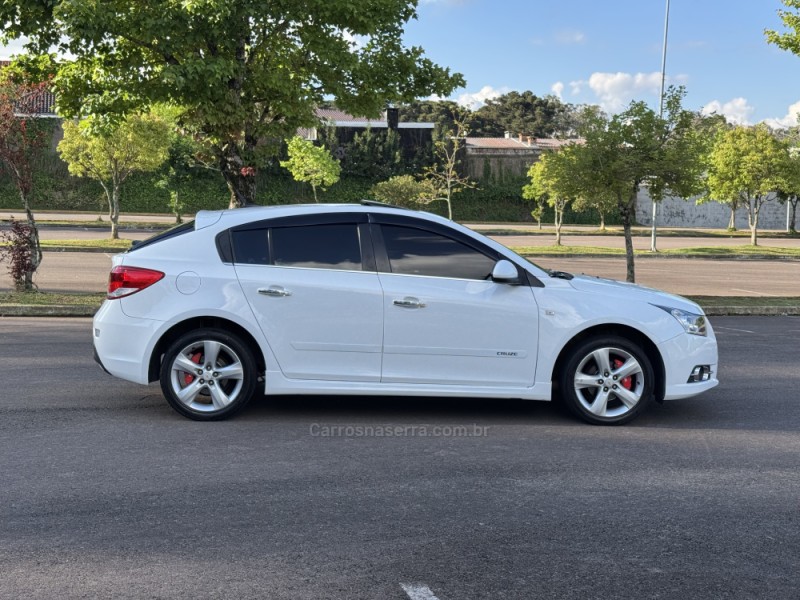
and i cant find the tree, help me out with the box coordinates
[570,88,705,282]
[777,144,800,233]
[1,1,464,208]
[422,112,475,220]
[474,91,574,138]
[370,175,435,208]
[766,1,800,54]
[523,150,580,246]
[280,137,341,202]
[0,76,51,290]
[58,112,171,239]
[704,125,788,246]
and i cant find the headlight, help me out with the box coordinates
[654,305,707,336]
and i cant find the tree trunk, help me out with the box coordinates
[311,184,318,203]
[110,182,121,240]
[790,198,798,234]
[621,192,636,283]
[20,190,42,292]
[219,143,257,208]
[747,196,760,247]
[728,205,737,231]
[554,204,563,246]
[599,212,606,232]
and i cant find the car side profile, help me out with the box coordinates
[93,202,718,424]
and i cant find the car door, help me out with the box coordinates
[373,217,539,387]
[232,214,384,382]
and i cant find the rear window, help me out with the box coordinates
[127,222,195,253]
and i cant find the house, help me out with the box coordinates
[464,133,573,180]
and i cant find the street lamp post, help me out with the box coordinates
[651,0,671,252]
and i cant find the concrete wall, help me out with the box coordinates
[635,189,790,230]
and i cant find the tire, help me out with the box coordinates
[558,335,655,425]
[159,328,258,421]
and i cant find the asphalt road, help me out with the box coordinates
[2,250,798,297]
[0,317,798,599]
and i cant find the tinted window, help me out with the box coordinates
[381,225,496,280]
[271,224,362,270]
[232,228,269,265]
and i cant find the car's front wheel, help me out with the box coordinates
[159,328,258,420]
[559,335,655,425]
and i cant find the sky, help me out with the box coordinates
[404,0,800,127]
[2,1,799,126]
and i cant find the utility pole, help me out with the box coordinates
[651,0,670,252]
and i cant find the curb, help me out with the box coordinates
[1,305,798,318]
[0,305,97,317]
[42,247,127,253]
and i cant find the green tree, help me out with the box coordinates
[0,77,51,290]
[704,125,788,246]
[281,137,341,202]
[523,151,579,246]
[370,175,435,207]
[766,1,800,54]
[58,112,171,239]
[0,1,463,208]
[422,111,475,220]
[570,88,705,282]
[474,91,573,138]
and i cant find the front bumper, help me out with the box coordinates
[658,330,719,400]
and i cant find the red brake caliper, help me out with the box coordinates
[183,351,203,385]
[612,358,633,390]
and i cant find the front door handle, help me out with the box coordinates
[393,297,426,309]
[258,286,292,297]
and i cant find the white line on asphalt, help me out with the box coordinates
[401,583,440,600]
[730,288,779,297]
[715,326,756,334]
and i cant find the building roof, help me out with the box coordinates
[465,136,582,150]
[0,62,58,116]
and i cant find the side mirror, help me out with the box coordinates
[491,259,519,283]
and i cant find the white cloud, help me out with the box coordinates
[701,97,755,125]
[586,72,663,112]
[555,29,586,45]
[569,80,584,96]
[551,81,565,99]
[456,85,509,110]
[0,37,30,60]
[762,100,800,129]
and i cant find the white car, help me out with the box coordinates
[93,202,718,424]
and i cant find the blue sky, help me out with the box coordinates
[406,0,800,126]
[2,1,799,126]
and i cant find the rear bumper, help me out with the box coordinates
[92,300,163,385]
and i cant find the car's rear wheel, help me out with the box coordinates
[559,335,654,425]
[159,328,258,420]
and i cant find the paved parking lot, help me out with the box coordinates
[1,316,798,599]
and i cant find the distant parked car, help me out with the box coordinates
[93,202,718,424]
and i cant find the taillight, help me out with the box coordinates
[107,266,165,299]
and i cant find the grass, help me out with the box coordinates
[39,238,134,250]
[513,245,800,258]
[478,226,800,239]
[0,291,105,306]
[687,296,800,308]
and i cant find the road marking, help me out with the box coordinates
[401,583,440,600]
[730,288,779,297]
[715,326,755,334]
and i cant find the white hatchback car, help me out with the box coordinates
[93,202,718,424]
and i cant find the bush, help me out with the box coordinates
[0,219,36,291]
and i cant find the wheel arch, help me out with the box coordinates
[551,323,666,403]
[148,316,266,383]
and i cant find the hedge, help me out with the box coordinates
[0,152,619,225]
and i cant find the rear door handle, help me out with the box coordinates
[258,286,292,297]
[393,297,426,309]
